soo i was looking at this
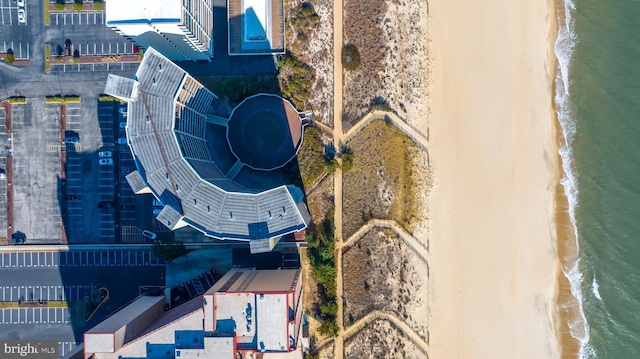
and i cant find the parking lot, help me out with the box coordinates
[0,0,27,26]
[0,285,96,302]
[0,0,31,60]
[11,100,63,243]
[0,250,165,268]
[0,248,165,345]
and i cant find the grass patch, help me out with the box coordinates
[342,120,427,238]
[297,126,326,189]
[196,75,279,107]
[45,96,63,103]
[44,0,50,25]
[64,95,81,103]
[277,52,315,110]
[98,95,118,102]
[45,44,51,72]
[7,96,26,104]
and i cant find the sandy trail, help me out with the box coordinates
[424,0,560,357]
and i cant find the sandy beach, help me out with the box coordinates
[424,0,561,357]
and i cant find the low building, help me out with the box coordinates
[82,268,303,359]
[106,0,214,61]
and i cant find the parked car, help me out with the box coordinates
[142,230,157,240]
[62,137,79,144]
[98,151,112,158]
[119,122,127,129]
[98,201,114,208]
[66,194,80,200]
[121,204,135,211]
[116,138,127,144]
[152,199,163,207]
[119,107,128,117]
[17,0,25,8]
[17,9,25,23]
[99,158,113,165]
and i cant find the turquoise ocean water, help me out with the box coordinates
[556,0,640,357]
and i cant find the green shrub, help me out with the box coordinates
[98,95,117,102]
[291,2,320,29]
[5,53,14,65]
[54,3,65,10]
[7,97,26,104]
[317,319,339,337]
[342,44,361,71]
[45,96,63,103]
[93,1,104,10]
[64,96,81,103]
[277,52,316,110]
[73,3,83,11]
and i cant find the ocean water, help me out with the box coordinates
[556,0,640,358]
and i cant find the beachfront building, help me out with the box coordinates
[104,48,310,253]
[228,0,285,55]
[105,0,214,61]
[81,268,304,359]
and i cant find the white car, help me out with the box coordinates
[117,138,127,144]
[17,0,25,8]
[17,9,25,24]
[142,230,157,240]
[99,158,113,165]
[98,151,112,158]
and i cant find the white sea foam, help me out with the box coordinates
[592,276,602,301]
[554,0,597,357]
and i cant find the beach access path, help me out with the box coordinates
[426,0,560,358]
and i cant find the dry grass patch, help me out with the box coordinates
[285,0,333,127]
[342,120,428,239]
[344,319,427,359]
[342,0,387,129]
[342,0,430,131]
[342,228,428,340]
[307,173,333,225]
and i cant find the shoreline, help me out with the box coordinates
[425,0,561,357]
[551,0,585,357]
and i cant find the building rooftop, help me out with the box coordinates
[104,48,309,246]
[106,0,182,24]
[228,0,285,55]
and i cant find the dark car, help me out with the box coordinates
[66,194,80,200]
[98,201,114,208]
[121,204,135,211]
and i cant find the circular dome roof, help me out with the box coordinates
[226,94,303,171]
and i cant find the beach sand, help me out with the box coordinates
[423,0,561,357]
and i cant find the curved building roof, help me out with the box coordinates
[105,47,309,243]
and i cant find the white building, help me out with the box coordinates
[78,268,304,359]
[106,0,214,61]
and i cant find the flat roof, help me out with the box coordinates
[228,0,285,54]
[106,0,181,24]
[106,48,308,242]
